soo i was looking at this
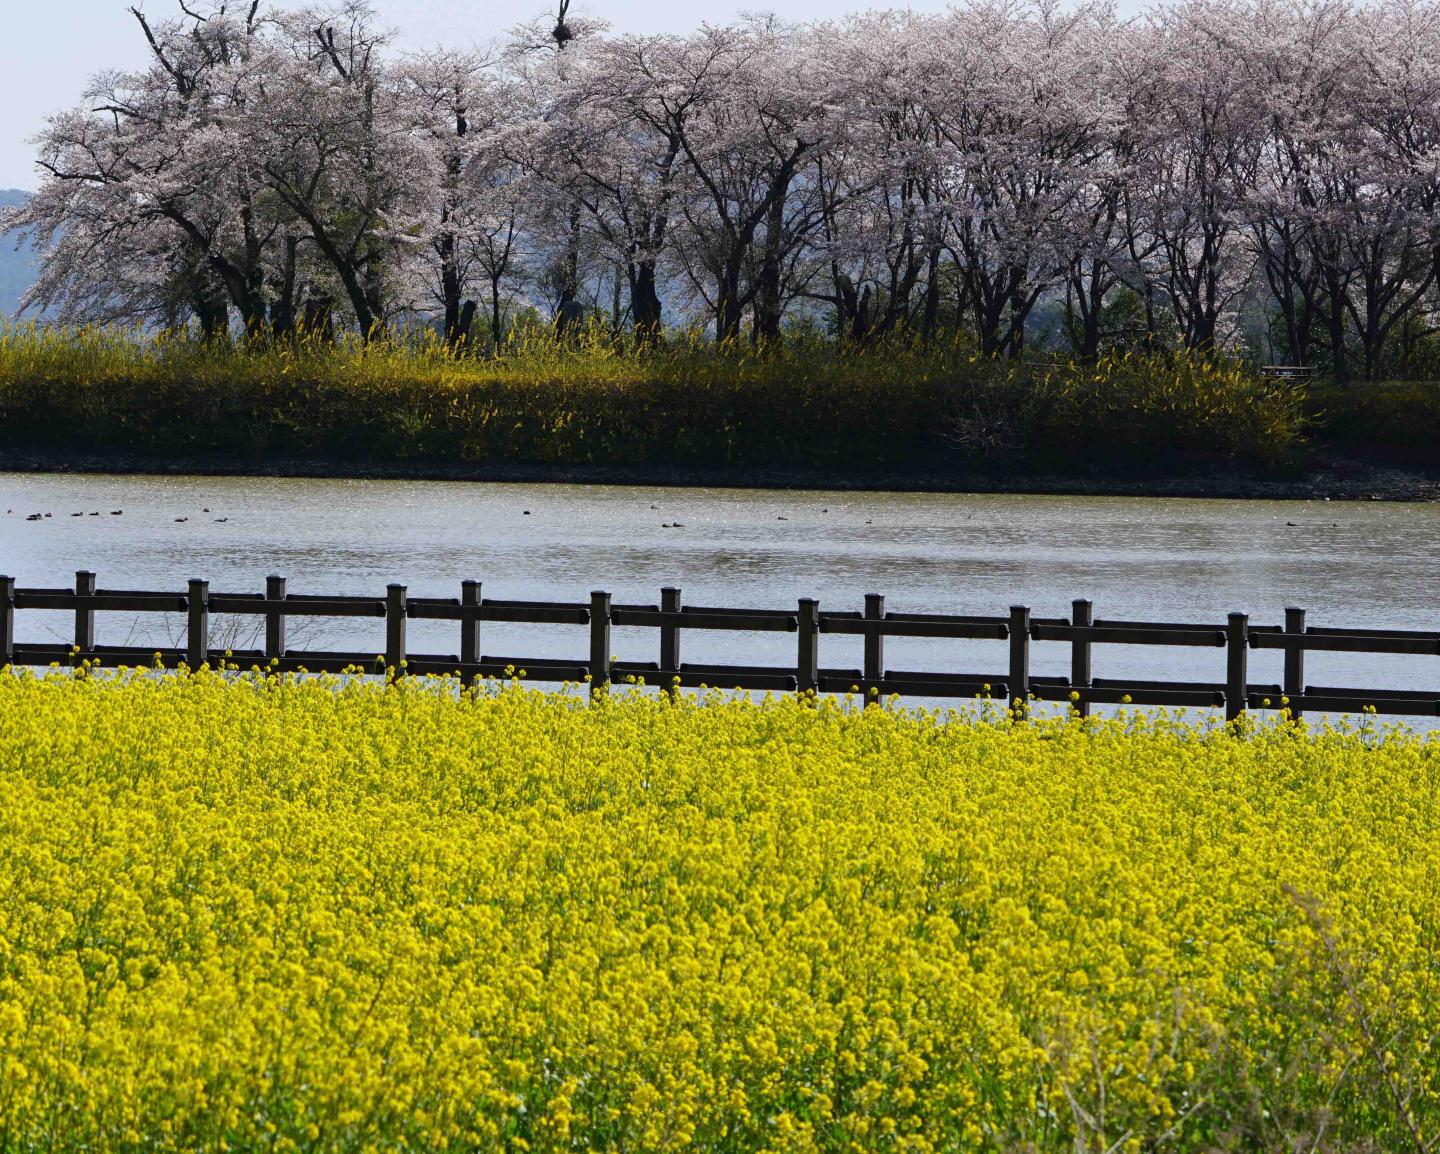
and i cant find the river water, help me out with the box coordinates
[4,472,1439,718]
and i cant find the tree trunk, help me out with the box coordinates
[1004,281,1028,359]
[557,200,582,332]
[920,246,942,342]
[302,295,335,343]
[753,197,786,344]
[1141,283,1160,353]
[269,236,300,341]
[290,206,379,340]
[455,300,476,350]
[1189,312,1217,353]
[630,261,663,343]
[717,262,745,343]
[1325,274,1348,382]
[192,288,229,340]
[879,233,921,337]
[976,294,1007,357]
[441,107,469,350]
[832,269,861,341]
[440,229,464,348]
[1066,277,1101,363]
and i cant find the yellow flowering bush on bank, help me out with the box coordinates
[0,668,1436,1152]
[0,324,1305,472]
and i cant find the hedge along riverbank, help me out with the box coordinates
[0,668,1437,1152]
[0,326,1307,475]
[1311,379,1440,469]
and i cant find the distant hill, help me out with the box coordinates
[0,190,37,319]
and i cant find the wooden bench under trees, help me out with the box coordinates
[1261,365,1318,383]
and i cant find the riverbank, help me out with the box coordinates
[7,326,1438,499]
[0,327,1306,478]
[4,445,1437,501]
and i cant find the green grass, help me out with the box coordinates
[0,324,1308,474]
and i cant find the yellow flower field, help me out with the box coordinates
[0,668,1436,1152]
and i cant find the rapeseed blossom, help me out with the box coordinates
[0,667,1435,1151]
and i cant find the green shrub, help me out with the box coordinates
[1309,380,1440,467]
[0,324,1308,474]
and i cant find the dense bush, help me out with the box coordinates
[0,325,1308,473]
[0,669,1437,1152]
[1309,380,1440,467]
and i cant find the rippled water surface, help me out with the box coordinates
[4,472,1438,715]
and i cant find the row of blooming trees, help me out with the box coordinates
[8,0,1440,376]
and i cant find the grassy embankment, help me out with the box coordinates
[0,325,1309,476]
[0,667,1437,1152]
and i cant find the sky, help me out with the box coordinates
[0,0,977,190]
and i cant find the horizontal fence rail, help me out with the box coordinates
[3,572,1440,718]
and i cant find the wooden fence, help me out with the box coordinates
[4,571,1440,719]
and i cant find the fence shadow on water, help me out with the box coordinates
[4,571,1440,721]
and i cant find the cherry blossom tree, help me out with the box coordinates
[9,2,278,332]
[10,0,1440,375]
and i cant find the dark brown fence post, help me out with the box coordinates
[0,576,13,667]
[460,580,482,680]
[589,591,612,696]
[265,575,287,663]
[187,579,209,670]
[1226,612,1249,722]
[1283,606,1305,721]
[385,584,407,678]
[74,570,96,657]
[1071,598,1093,719]
[1009,605,1031,717]
[11,574,1405,725]
[797,598,819,694]
[660,587,681,694]
[863,593,885,700]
